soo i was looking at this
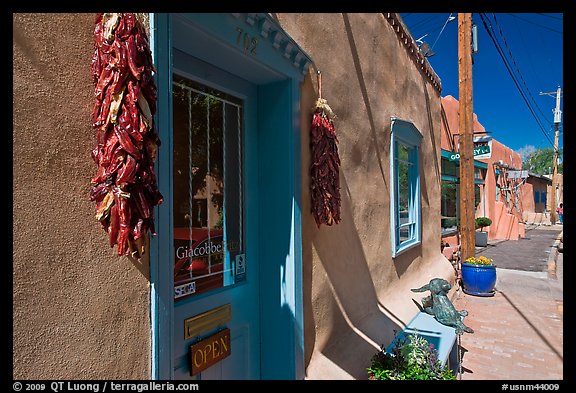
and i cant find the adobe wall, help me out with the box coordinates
[13,13,150,379]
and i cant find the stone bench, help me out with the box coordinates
[386,311,459,374]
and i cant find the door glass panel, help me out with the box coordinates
[173,74,244,300]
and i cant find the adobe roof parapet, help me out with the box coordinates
[384,13,442,94]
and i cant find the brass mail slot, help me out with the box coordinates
[184,304,232,340]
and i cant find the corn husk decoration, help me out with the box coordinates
[310,70,341,227]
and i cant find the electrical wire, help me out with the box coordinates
[407,14,447,40]
[535,13,563,21]
[431,13,455,50]
[506,13,562,34]
[489,14,552,128]
[511,15,547,104]
[479,13,555,148]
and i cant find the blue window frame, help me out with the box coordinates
[534,191,540,204]
[390,118,422,257]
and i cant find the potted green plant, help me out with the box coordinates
[474,216,492,247]
[461,255,496,297]
[367,332,456,380]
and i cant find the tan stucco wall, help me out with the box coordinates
[277,13,454,379]
[13,13,150,379]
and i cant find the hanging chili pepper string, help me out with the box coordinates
[89,13,163,259]
[310,70,341,227]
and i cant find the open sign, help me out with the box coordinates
[189,328,231,376]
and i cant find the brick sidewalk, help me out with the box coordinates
[451,226,563,380]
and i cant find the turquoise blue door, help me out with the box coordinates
[171,51,260,379]
[151,13,312,380]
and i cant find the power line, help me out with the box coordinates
[511,15,546,97]
[431,13,456,50]
[481,13,554,139]
[506,13,562,34]
[479,13,555,148]
[409,14,439,30]
[535,13,563,21]
[407,14,447,39]
[489,14,552,128]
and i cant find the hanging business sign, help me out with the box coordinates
[189,328,231,376]
[448,145,491,162]
[507,170,528,179]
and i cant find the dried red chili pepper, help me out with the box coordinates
[90,13,163,258]
[310,94,342,228]
[108,204,120,248]
[126,35,144,80]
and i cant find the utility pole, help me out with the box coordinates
[458,13,475,261]
[540,86,562,224]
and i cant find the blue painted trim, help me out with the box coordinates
[190,13,312,77]
[150,13,174,380]
[441,175,459,182]
[290,77,305,380]
[441,175,484,185]
[257,80,302,379]
[392,117,423,146]
[390,140,396,255]
[390,118,422,258]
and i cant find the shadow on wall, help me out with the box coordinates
[300,13,443,379]
[300,15,408,376]
[306,172,407,379]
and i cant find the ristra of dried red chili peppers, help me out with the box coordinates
[89,13,163,258]
[310,71,341,227]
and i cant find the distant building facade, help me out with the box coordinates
[439,95,526,259]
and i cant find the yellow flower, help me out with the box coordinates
[465,256,493,265]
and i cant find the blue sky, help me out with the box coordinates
[399,13,563,159]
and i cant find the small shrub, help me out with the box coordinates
[367,332,456,380]
[475,217,492,231]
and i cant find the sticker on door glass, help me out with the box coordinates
[235,254,246,282]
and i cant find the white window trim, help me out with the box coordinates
[390,117,423,258]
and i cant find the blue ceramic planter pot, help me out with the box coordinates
[461,263,496,297]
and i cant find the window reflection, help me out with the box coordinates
[172,75,244,300]
[396,142,415,246]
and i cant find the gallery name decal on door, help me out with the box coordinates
[176,240,240,259]
[176,241,222,258]
[190,328,231,376]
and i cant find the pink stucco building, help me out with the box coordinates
[439,95,526,261]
